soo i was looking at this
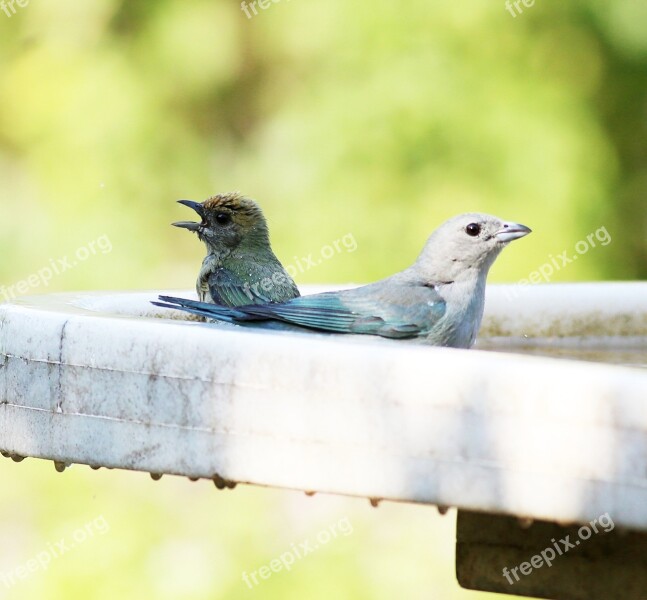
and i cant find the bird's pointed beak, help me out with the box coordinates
[495,221,532,243]
[173,200,205,232]
[176,199,205,217]
[172,220,202,232]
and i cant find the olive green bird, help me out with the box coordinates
[173,192,300,307]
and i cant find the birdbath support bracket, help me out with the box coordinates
[456,510,647,600]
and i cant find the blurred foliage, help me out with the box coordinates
[1,0,646,293]
[0,0,646,598]
[0,459,504,600]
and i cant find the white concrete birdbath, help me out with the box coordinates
[1,282,646,599]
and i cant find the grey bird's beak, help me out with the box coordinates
[173,200,205,232]
[495,221,532,243]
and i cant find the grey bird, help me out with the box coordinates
[156,213,531,348]
[173,192,300,306]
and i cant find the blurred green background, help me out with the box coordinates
[0,0,646,598]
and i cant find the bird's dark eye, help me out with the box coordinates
[215,212,231,226]
[465,223,481,237]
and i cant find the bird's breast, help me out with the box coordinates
[431,276,486,348]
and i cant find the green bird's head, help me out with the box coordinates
[173,192,271,254]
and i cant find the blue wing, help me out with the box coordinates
[155,281,446,340]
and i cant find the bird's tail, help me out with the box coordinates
[152,295,247,323]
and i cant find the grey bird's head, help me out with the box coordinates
[173,192,270,254]
[416,213,531,281]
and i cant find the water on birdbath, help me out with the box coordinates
[478,343,647,369]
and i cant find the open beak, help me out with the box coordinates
[173,200,205,232]
[495,221,532,243]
